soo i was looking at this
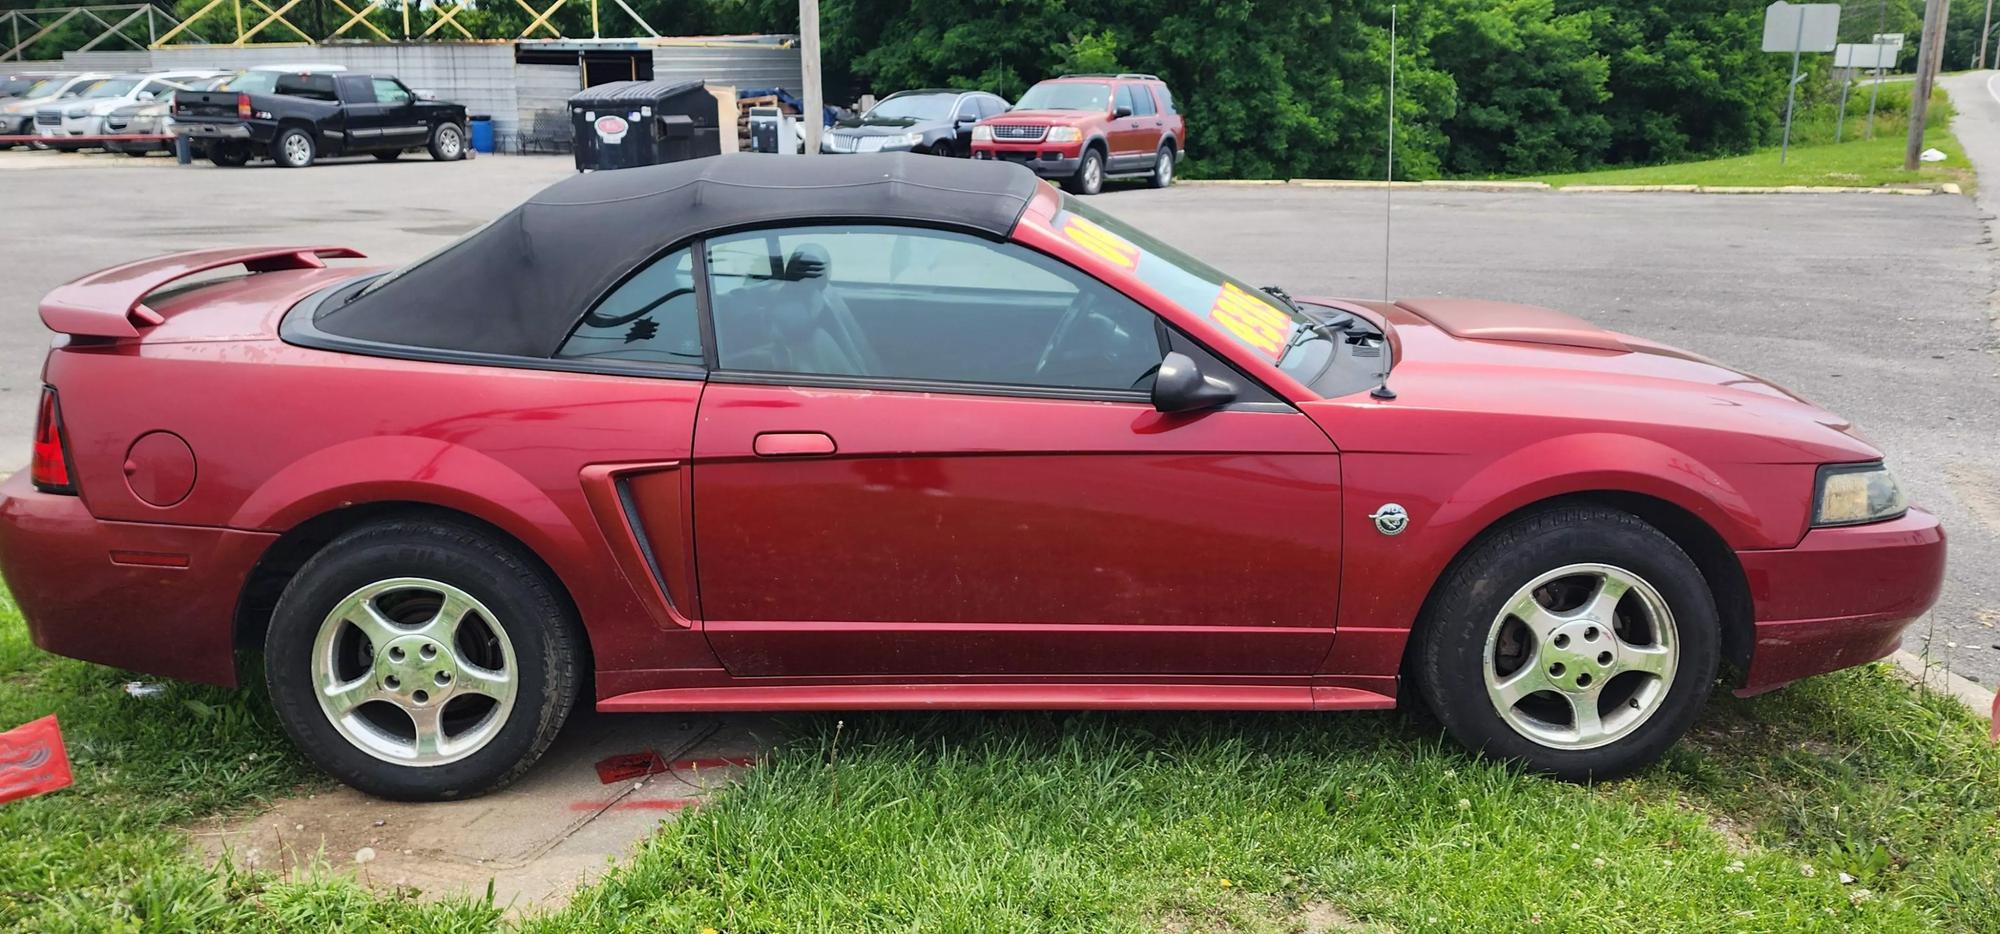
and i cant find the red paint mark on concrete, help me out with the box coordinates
[571,796,703,813]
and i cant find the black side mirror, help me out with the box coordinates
[1113,105,1134,119]
[956,114,977,125]
[1151,351,1236,413]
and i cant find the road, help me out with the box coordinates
[0,135,1996,682]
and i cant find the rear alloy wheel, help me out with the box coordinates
[1413,505,1718,781]
[1066,147,1105,195]
[429,122,465,161]
[1148,144,1175,188]
[272,127,315,168]
[265,519,582,800]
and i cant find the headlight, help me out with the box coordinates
[1813,462,1907,526]
[65,106,86,118]
[889,131,921,148]
[1046,126,1082,143]
[971,125,993,142]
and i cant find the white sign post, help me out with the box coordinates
[1764,2,1842,163]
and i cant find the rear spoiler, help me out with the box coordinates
[39,246,365,338]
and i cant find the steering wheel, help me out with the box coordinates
[581,287,694,329]
[1034,292,1094,377]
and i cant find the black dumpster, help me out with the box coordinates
[568,80,721,172]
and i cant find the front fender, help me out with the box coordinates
[1323,431,1811,677]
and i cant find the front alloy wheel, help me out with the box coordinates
[1482,563,1677,750]
[1414,505,1718,781]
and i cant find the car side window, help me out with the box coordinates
[556,248,704,367]
[979,96,1007,117]
[1131,85,1157,117]
[275,73,337,101]
[705,225,1163,393]
[1114,84,1136,116]
[372,78,412,105]
[955,98,978,122]
[1155,84,1177,115]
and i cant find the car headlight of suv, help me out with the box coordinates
[971,124,993,142]
[890,131,922,148]
[65,106,87,118]
[1813,462,1907,527]
[1046,126,1082,143]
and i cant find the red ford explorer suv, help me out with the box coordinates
[972,73,1184,195]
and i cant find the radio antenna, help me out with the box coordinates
[1370,4,1399,401]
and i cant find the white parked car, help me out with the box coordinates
[0,73,108,143]
[37,71,225,149]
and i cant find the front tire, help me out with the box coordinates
[428,122,465,161]
[271,127,315,168]
[1413,505,1719,781]
[373,150,402,161]
[264,519,583,800]
[929,140,954,158]
[1064,146,1105,195]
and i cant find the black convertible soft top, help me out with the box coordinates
[312,152,1044,358]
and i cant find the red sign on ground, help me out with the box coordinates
[0,715,73,805]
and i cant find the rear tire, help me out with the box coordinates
[263,519,583,800]
[1413,505,1719,782]
[428,122,465,161]
[1064,146,1105,195]
[207,142,251,167]
[271,127,315,168]
[1148,144,1175,188]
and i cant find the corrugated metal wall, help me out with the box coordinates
[652,45,801,93]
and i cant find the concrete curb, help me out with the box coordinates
[1890,650,1996,721]
[1176,179,1285,186]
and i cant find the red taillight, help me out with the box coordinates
[236,93,251,118]
[31,387,74,494]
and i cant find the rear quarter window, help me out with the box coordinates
[1154,84,1177,115]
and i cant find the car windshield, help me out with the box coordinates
[59,80,104,98]
[84,79,137,98]
[18,78,56,97]
[1050,196,1373,389]
[3,77,41,95]
[867,93,954,121]
[1015,81,1110,112]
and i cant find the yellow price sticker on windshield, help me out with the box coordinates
[1059,214,1140,269]
[1208,282,1293,358]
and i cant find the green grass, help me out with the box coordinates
[6,595,2000,931]
[1528,84,1976,192]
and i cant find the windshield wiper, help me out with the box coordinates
[1261,284,1302,315]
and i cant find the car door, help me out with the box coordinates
[333,74,381,149]
[1128,81,1165,156]
[369,77,429,149]
[950,94,980,151]
[684,223,1342,678]
[1107,83,1154,171]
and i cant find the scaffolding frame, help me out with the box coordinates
[2,4,180,62]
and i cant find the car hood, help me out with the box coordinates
[1312,296,1881,463]
[981,109,1098,125]
[830,118,936,136]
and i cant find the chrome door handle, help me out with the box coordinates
[752,431,837,457]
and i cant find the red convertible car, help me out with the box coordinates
[0,155,1943,799]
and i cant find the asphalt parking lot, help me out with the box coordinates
[1,148,1995,685]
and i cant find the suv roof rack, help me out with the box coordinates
[1059,73,1160,81]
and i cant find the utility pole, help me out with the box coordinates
[799,0,823,156]
[1905,0,1947,170]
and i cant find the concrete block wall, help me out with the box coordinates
[67,44,522,150]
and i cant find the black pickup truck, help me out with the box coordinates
[172,70,468,168]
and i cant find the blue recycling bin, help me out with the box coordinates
[468,115,494,153]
